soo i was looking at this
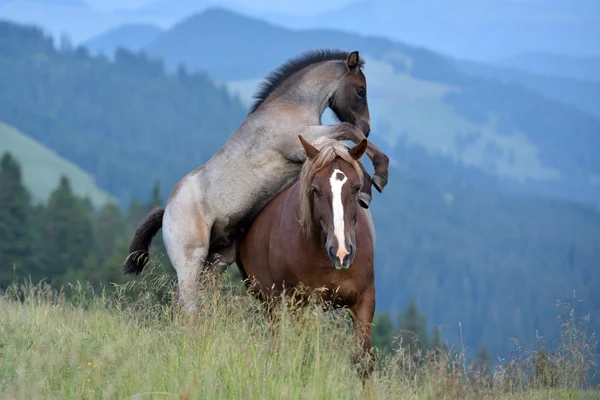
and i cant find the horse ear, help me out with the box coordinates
[298,134,320,159]
[346,51,360,71]
[349,139,368,160]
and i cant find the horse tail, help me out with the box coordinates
[124,207,165,275]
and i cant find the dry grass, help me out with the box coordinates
[0,267,598,399]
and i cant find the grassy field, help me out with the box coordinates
[0,269,598,399]
[0,121,114,207]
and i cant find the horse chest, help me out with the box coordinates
[278,266,365,306]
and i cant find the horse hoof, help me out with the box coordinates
[373,175,387,193]
[358,193,371,209]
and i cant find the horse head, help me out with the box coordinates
[298,135,368,270]
[328,51,371,138]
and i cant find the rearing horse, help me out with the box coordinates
[124,50,389,313]
[236,135,376,376]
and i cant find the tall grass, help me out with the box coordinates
[0,267,598,399]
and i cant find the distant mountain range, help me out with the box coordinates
[2,0,599,61]
[85,7,600,207]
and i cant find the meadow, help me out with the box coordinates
[1,265,597,400]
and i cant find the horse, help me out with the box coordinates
[236,135,377,378]
[123,49,389,313]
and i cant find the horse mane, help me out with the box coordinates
[298,137,364,233]
[248,49,365,115]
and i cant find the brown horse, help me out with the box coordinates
[236,135,376,377]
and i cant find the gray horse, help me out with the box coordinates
[124,49,389,312]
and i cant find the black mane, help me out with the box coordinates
[248,49,364,115]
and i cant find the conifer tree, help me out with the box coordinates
[371,313,396,354]
[93,201,126,264]
[396,298,430,354]
[41,175,94,284]
[0,152,36,286]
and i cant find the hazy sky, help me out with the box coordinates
[86,0,355,14]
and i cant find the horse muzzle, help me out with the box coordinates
[327,243,355,270]
[360,119,371,138]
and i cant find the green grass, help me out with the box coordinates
[222,53,560,183]
[0,121,114,207]
[0,271,598,399]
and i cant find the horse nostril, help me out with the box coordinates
[328,246,337,260]
[347,244,354,256]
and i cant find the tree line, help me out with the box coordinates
[0,151,167,290]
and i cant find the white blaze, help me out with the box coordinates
[329,168,348,263]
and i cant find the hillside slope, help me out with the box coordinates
[494,52,600,82]
[0,121,113,206]
[453,59,600,119]
[142,8,600,205]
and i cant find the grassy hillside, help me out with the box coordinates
[1,278,597,398]
[139,7,600,204]
[494,52,600,82]
[0,121,112,207]
[453,58,600,120]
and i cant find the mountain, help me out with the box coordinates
[2,18,599,363]
[140,8,600,205]
[0,121,113,206]
[85,23,162,57]
[272,0,600,62]
[494,52,600,82]
[452,58,600,120]
[0,19,247,206]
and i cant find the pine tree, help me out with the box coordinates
[396,298,429,355]
[0,152,36,286]
[476,344,491,376]
[371,312,396,354]
[146,180,163,212]
[430,325,448,359]
[126,198,146,234]
[93,201,126,264]
[41,175,94,285]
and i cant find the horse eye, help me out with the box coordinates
[356,87,366,98]
[312,187,323,197]
[353,185,361,193]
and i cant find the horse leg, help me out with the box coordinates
[337,123,389,193]
[349,284,376,381]
[207,241,237,274]
[357,162,373,209]
[162,206,213,314]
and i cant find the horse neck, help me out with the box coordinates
[275,62,345,119]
